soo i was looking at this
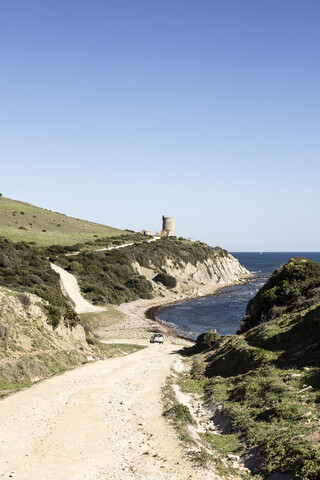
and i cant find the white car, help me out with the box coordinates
[150,333,164,344]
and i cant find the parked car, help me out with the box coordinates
[150,333,164,344]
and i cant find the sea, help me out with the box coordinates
[156,252,320,340]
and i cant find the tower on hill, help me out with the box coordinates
[156,215,175,237]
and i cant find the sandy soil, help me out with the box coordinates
[51,263,106,314]
[96,283,242,341]
[96,297,182,340]
[0,341,219,480]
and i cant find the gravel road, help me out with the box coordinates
[0,341,217,480]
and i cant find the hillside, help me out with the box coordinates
[0,196,124,246]
[53,237,249,306]
[184,257,320,479]
[0,286,143,398]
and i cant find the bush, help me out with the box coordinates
[153,273,177,289]
[0,254,10,268]
[125,276,153,299]
[240,257,320,332]
[18,293,31,308]
[163,403,194,426]
[0,321,9,339]
[196,330,221,351]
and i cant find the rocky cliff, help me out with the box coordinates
[54,238,250,305]
[134,252,249,299]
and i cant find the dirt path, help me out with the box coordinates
[51,263,106,314]
[65,237,158,256]
[0,341,218,480]
[50,237,159,314]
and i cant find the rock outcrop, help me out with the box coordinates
[134,252,249,299]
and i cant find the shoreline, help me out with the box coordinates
[97,275,252,342]
[144,276,253,340]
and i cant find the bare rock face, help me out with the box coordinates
[54,323,86,343]
[133,253,249,299]
[165,253,249,288]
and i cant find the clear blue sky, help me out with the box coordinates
[1,0,319,251]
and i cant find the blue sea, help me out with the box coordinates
[156,252,320,340]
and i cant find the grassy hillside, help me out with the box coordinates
[53,237,229,305]
[0,237,76,327]
[0,196,124,246]
[184,258,320,479]
[239,256,320,333]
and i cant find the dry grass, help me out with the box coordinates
[0,196,124,246]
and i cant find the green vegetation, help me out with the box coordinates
[200,432,242,455]
[163,402,195,426]
[79,308,124,330]
[44,232,147,256]
[0,233,151,325]
[196,329,221,352]
[53,237,228,305]
[162,375,197,447]
[153,272,177,289]
[186,257,320,479]
[165,365,252,478]
[0,237,76,327]
[0,196,124,246]
[240,256,320,333]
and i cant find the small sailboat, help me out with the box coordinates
[260,247,263,255]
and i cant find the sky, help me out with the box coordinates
[1,0,320,251]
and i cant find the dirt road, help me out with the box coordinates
[0,341,217,480]
[51,263,106,314]
[50,238,158,314]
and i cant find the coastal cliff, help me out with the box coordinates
[53,237,250,305]
[185,257,320,479]
[134,251,249,300]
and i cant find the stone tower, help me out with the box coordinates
[161,215,175,237]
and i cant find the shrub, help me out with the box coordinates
[45,305,61,328]
[0,254,10,268]
[18,293,31,308]
[163,403,194,426]
[27,274,44,285]
[83,284,106,296]
[240,257,320,332]
[153,273,177,289]
[0,321,9,339]
[196,330,221,351]
[69,261,83,273]
[125,276,153,299]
